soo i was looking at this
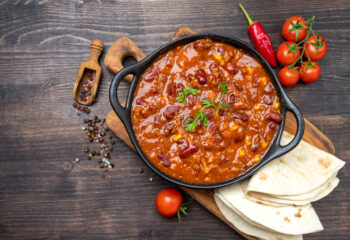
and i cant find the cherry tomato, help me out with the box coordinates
[282,16,308,42]
[300,62,321,83]
[276,41,301,66]
[303,35,327,61]
[155,188,187,220]
[278,67,299,87]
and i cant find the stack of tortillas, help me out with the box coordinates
[215,131,345,240]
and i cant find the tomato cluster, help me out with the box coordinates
[277,16,327,87]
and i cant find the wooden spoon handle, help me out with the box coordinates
[89,39,104,62]
[104,37,146,82]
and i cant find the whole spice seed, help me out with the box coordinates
[75,157,80,162]
[84,147,89,153]
[138,168,144,174]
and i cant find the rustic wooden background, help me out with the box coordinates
[0,0,349,239]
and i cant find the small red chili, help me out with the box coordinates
[239,4,277,67]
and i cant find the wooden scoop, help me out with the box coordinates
[73,39,104,105]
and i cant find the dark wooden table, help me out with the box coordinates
[0,0,349,239]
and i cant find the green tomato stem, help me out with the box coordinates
[289,16,315,68]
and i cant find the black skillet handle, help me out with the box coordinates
[109,64,139,124]
[268,99,305,160]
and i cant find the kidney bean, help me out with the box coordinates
[195,69,207,85]
[204,109,214,120]
[135,98,144,105]
[267,113,282,123]
[234,82,243,91]
[269,122,277,130]
[208,122,219,135]
[233,112,248,122]
[163,123,174,134]
[263,95,273,105]
[224,63,238,75]
[157,153,170,167]
[168,83,176,96]
[154,114,161,125]
[252,134,261,151]
[187,95,198,107]
[209,62,218,73]
[219,108,226,116]
[179,145,199,158]
[228,94,235,104]
[163,105,180,119]
[264,84,273,93]
[144,68,158,82]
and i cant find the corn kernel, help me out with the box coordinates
[247,67,253,75]
[173,134,183,142]
[261,140,268,149]
[254,104,259,110]
[230,124,239,131]
[220,60,225,66]
[261,77,266,86]
[214,54,222,61]
[253,156,261,162]
[197,104,202,109]
[239,148,246,157]
[274,102,280,110]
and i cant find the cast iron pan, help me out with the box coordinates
[109,34,304,189]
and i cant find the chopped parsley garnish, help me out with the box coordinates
[219,82,228,94]
[177,87,199,102]
[201,99,229,112]
[184,109,208,132]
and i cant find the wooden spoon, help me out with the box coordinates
[73,39,104,105]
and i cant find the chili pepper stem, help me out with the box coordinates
[239,3,254,25]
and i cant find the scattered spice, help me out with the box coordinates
[79,115,116,169]
[75,157,80,162]
[149,177,154,182]
[73,103,90,114]
[138,168,144,174]
[79,70,95,102]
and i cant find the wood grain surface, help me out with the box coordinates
[0,0,349,239]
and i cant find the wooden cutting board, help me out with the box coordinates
[105,27,335,240]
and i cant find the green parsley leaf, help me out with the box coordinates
[196,109,208,127]
[219,103,230,110]
[219,82,228,94]
[201,99,216,108]
[185,119,198,132]
[177,87,199,102]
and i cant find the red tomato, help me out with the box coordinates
[300,62,321,83]
[282,16,308,42]
[303,35,327,61]
[155,188,187,220]
[278,67,299,87]
[276,41,301,66]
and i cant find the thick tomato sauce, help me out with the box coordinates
[131,38,282,184]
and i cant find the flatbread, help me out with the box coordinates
[247,131,345,196]
[214,194,303,240]
[216,181,323,235]
[246,177,339,207]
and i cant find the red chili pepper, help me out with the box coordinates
[239,4,277,67]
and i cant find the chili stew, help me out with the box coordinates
[131,38,282,184]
